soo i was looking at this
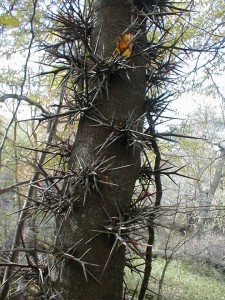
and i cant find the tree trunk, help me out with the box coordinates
[0,103,62,300]
[51,1,146,299]
[210,146,225,197]
[199,146,225,221]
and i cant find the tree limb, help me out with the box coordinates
[0,180,30,196]
[0,94,49,115]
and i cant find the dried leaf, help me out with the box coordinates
[115,33,133,58]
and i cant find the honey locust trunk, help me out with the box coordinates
[51,1,146,299]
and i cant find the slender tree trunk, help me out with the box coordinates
[51,1,146,299]
[0,102,62,300]
[210,147,225,197]
[199,146,225,222]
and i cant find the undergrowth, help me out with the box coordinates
[125,258,225,300]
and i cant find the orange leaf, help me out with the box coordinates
[115,33,133,58]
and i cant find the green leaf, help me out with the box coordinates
[0,13,20,27]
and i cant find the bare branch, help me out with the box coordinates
[0,180,30,196]
[0,94,49,115]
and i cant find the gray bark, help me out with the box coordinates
[51,1,146,299]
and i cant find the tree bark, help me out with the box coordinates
[51,1,146,299]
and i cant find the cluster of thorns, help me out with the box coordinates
[1,1,205,299]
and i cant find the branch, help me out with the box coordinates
[0,263,29,268]
[0,180,30,196]
[0,94,49,115]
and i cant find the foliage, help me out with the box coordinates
[0,13,19,27]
